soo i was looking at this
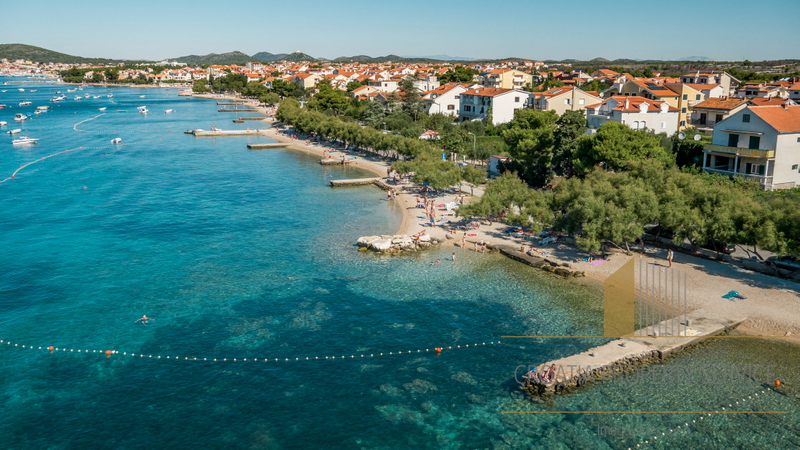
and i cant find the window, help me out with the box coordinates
[641,121,646,129]
[447,105,455,110]
[579,98,585,105]
[464,105,471,112]
[743,114,751,122]
[750,164,765,175]
[661,122,666,128]
[728,134,739,147]
[633,121,639,129]
[454,95,460,99]
[696,94,701,100]
[682,94,688,100]
[680,120,686,127]
[749,135,760,150]
[515,96,520,103]
[682,107,687,113]
[792,164,798,170]
[565,99,571,105]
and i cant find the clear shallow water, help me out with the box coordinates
[1,79,797,449]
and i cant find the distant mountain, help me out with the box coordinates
[252,51,288,62]
[333,55,375,62]
[171,51,255,65]
[280,51,316,62]
[679,56,712,61]
[400,54,474,61]
[590,57,609,62]
[0,43,136,65]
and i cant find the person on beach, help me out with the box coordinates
[461,234,466,248]
[451,252,456,262]
[481,244,486,254]
[134,315,153,325]
[473,242,478,252]
[667,249,674,268]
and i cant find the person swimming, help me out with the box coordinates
[134,315,153,325]
[429,259,441,266]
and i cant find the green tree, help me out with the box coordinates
[307,81,349,116]
[573,122,673,175]
[398,73,424,121]
[438,65,479,84]
[192,79,211,93]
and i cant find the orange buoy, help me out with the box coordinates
[105,350,112,358]
[48,346,54,353]
[435,347,442,354]
[775,380,781,387]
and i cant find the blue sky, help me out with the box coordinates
[2,0,798,61]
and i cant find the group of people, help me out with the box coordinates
[387,188,397,200]
[523,364,558,384]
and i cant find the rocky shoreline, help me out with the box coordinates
[357,234,443,253]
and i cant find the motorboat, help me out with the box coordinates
[111,138,122,144]
[0,104,7,108]
[84,94,90,98]
[0,121,7,126]
[14,113,26,121]
[74,96,82,101]
[36,106,49,111]
[8,128,22,134]
[19,101,32,106]
[139,95,145,98]
[165,109,174,113]
[29,90,37,92]
[18,88,25,92]
[98,107,107,111]
[12,136,39,145]
[93,96,101,99]
[137,106,149,114]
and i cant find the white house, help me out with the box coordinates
[529,86,603,115]
[459,88,528,125]
[585,95,680,135]
[703,105,800,190]
[422,83,469,117]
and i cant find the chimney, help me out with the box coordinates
[625,98,630,109]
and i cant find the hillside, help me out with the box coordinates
[171,51,255,65]
[252,51,288,62]
[0,43,132,65]
[280,51,316,62]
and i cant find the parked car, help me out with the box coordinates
[698,240,736,254]
[642,225,675,243]
[766,255,800,271]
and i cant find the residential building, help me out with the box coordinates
[422,83,469,117]
[293,72,321,89]
[689,97,747,135]
[703,105,800,190]
[680,71,740,96]
[529,86,602,115]
[585,96,680,135]
[737,83,786,99]
[789,82,800,102]
[664,83,718,130]
[482,69,532,90]
[459,88,528,125]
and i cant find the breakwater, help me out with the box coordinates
[520,309,747,396]
[357,234,442,253]
[496,244,585,278]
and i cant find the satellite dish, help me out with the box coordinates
[678,132,686,140]
[693,134,702,141]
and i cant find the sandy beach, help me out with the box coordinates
[201,93,800,344]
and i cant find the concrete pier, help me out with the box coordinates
[238,117,265,121]
[330,178,394,191]
[216,100,248,105]
[247,143,290,149]
[193,129,267,137]
[218,108,258,113]
[521,309,747,396]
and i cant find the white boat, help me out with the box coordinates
[93,96,101,99]
[139,95,145,98]
[18,88,25,92]
[29,90,37,92]
[8,128,22,134]
[14,113,26,121]
[1,90,6,93]
[67,88,76,92]
[12,136,38,145]
[108,94,113,98]
[137,106,149,114]
[98,107,107,111]
[74,96,82,101]
[84,94,90,98]
[19,101,31,106]
[36,106,49,111]
[0,121,7,126]
[165,109,174,113]
[111,138,122,144]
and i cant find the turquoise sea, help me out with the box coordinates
[1,79,797,449]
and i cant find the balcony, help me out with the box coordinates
[703,144,774,159]
[703,167,773,189]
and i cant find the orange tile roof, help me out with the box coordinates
[749,105,800,132]
[463,87,513,97]
[588,95,678,112]
[693,97,746,110]
[748,97,794,106]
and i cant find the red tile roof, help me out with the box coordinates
[749,105,800,132]
[692,97,746,110]
[463,87,513,97]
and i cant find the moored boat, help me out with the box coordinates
[19,101,31,106]
[0,121,7,126]
[12,136,39,145]
[14,113,26,121]
[165,109,174,113]
[98,107,107,111]
[111,137,122,144]
[8,128,22,134]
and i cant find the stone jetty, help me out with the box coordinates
[193,129,267,137]
[496,244,585,278]
[357,234,442,253]
[520,309,746,397]
[330,177,394,190]
[248,143,290,149]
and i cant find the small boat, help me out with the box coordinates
[14,113,26,122]
[84,94,90,98]
[56,91,61,94]
[19,101,32,106]
[0,104,6,108]
[36,106,49,111]
[108,94,113,98]
[18,88,25,92]
[139,95,145,98]
[1,90,6,93]
[93,95,101,99]
[111,138,122,144]
[0,121,7,126]
[12,136,39,145]
[8,128,22,134]
[137,106,149,114]
[165,109,174,113]
[67,88,76,92]
[98,107,107,111]
[74,96,82,101]
[29,90,37,92]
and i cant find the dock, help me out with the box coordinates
[247,143,290,149]
[521,309,747,396]
[330,178,394,191]
[216,100,248,105]
[193,129,267,137]
[238,117,265,121]
[218,108,258,113]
